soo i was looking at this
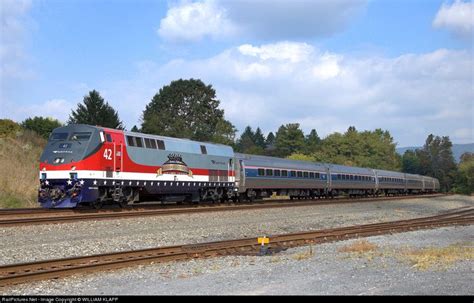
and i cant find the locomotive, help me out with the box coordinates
[38,124,439,208]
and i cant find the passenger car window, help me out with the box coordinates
[157,140,165,150]
[274,170,281,177]
[266,169,273,176]
[258,169,265,176]
[127,136,135,146]
[282,170,288,177]
[135,137,143,148]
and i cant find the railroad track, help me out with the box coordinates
[0,194,446,227]
[0,206,472,288]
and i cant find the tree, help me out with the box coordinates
[313,128,401,170]
[274,123,305,157]
[130,125,140,132]
[21,116,63,139]
[254,127,266,149]
[141,79,235,143]
[304,129,321,154]
[68,90,124,129]
[454,152,474,194]
[235,126,264,154]
[265,132,275,147]
[419,134,457,192]
[402,150,421,174]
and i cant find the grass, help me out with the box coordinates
[338,240,379,254]
[396,243,474,271]
[292,245,314,261]
[0,130,46,208]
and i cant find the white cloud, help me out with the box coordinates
[238,42,313,63]
[157,0,237,42]
[1,99,73,123]
[157,0,366,42]
[103,42,472,146]
[433,0,474,41]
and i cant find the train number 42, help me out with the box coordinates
[103,148,113,160]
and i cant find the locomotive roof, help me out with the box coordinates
[123,129,234,157]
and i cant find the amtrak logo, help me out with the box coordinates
[157,153,193,177]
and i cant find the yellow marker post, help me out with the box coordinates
[257,236,269,256]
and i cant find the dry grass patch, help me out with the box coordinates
[339,240,379,254]
[397,243,474,271]
[292,245,314,261]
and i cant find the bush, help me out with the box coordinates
[0,119,22,138]
[21,116,63,139]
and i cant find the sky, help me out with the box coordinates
[1,0,473,147]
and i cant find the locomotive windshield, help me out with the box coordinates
[41,125,102,165]
[71,132,92,141]
[50,132,69,140]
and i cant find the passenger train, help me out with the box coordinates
[38,124,440,208]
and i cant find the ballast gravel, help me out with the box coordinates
[2,225,473,295]
[0,195,472,266]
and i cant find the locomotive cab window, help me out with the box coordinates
[106,133,112,142]
[50,132,68,140]
[70,132,91,141]
[200,145,207,154]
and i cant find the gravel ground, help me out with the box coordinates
[2,225,473,295]
[0,195,472,266]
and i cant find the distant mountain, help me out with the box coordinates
[396,143,474,163]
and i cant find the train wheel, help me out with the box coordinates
[91,199,103,209]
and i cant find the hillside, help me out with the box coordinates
[0,130,46,208]
[397,143,474,163]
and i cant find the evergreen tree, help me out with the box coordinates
[236,126,264,154]
[253,127,266,149]
[68,90,124,129]
[304,129,321,154]
[141,79,235,142]
[265,132,275,147]
[130,125,140,132]
[274,123,305,157]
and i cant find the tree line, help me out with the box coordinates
[5,78,472,194]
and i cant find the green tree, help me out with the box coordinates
[313,128,401,170]
[402,150,422,174]
[274,123,305,157]
[304,129,321,154]
[266,132,275,147]
[68,90,124,129]
[236,126,264,154]
[254,127,266,149]
[141,79,235,143]
[419,134,457,192]
[454,152,474,194]
[21,116,63,139]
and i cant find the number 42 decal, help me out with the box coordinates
[103,148,112,160]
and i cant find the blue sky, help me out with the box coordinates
[1,0,473,146]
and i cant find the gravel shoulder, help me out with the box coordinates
[0,195,472,266]
[2,225,473,295]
